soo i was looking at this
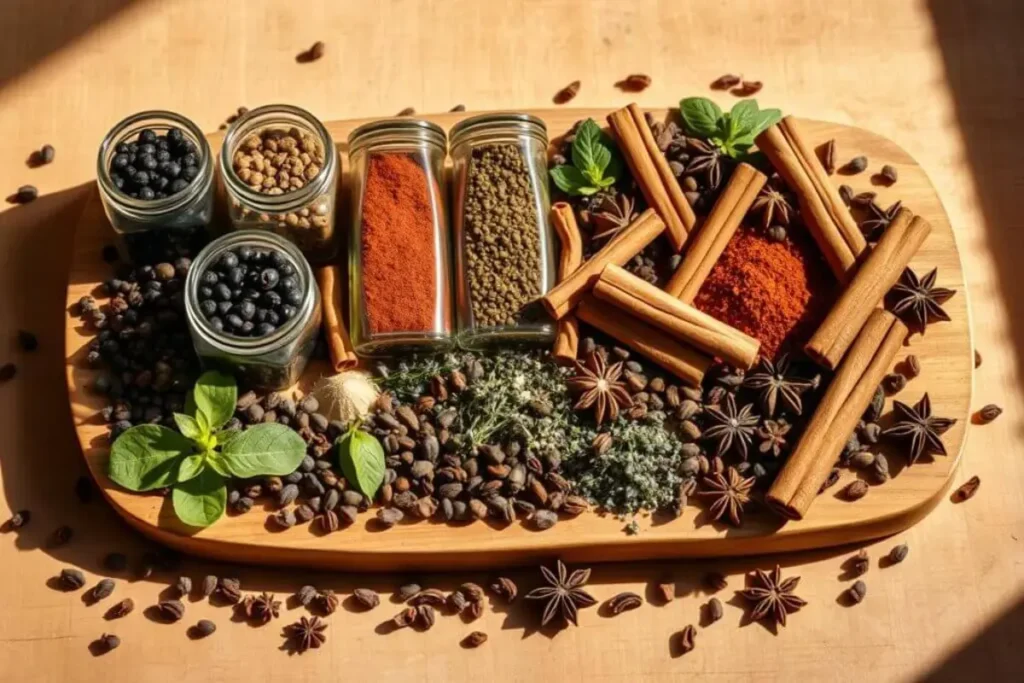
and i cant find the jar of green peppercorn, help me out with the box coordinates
[449,113,557,347]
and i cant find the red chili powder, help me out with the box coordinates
[361,153,445,334]
[693,226,836,360]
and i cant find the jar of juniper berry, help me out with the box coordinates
[97,110,215,265]
[184,230,321,391]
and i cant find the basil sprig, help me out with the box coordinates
[549,118,625,196]
[107,371,306,528]
[679,97,781,159]
[335,423,385,498]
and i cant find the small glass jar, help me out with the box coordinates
[97,110,215,264]
[184,230,321,391]
[450,113,557,347]
[346,119,454,356]
[219,104,339,264]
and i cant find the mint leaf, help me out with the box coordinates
[680,97,723,137]
[108,425,193,491]
[550,165,591,195]
[172,467,226,528]
[173,413,205,442]
[336,428,385,498]
[750,108,782,138]
[219,422,306,478]
[192,371,236,431]
[572,119,611,181]
[729,100,760,139]
[177,453,206,483]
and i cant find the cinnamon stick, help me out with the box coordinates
[315,265,358,373]
[551,203,584,364]
[766,310,906,520]
[576,294,712,386]
[542,208,665,320]
[806,208,930,369]
[664,162,766,302]
[607,106,694,251]
[756,116,866,282]
[593,264,760,369]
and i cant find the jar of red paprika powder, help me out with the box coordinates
[347,119,454,356]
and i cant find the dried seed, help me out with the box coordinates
[706,597,724,623]
[415,604,436,629]
[2,509,30,532]
[465,600,484,621]
[849,549,869,577]
[882,372,907,394]
[530,509,558,530]
[562,495,589,516]
[450,104,466,112]
[821,139,836,174]
[617,74,652,92]
[107,598,134,619]
[839,184,854,205]
[97,633,120,653]
[295,585,318,607]
[353,588,380,610]
[201,575,218,598]
[216,578,242,604]
[174,576,193,598]
[194,619,217,637]
[392,606,418,628]
[850,451,876,469]
[711,73,742,90]
[888,543,909,564]
[49,525,73,547]
[704,572,728,592]
[819,467,841,493]
[315,590,339,615]
[158,599,185,622]
[376,507,404,528]
[38,144,56,164]
[489,577,518,602]
[553,80,581,104]
[975,350,982,368]
[592,432,613,456]
[851,191,877,207]
[678,624,697,654]
[13,185,38,203]
[903,354,921,378]
[410,588,447,607]
[300,40,325,62]
[397,583,421,602]
[448,590,468,613]
[842,156,868,174]
[734,80,763,95]
[318,509,340,533]
[460,582,486,603]
[842,480,869,501]
[846,580,867,605]
[59,568,86,590]
[606,591,643,615]
[952,475,981,503]
[657,580,674,603]
[462,631,488,648]
[396,106,416,117]
[873,453,890,483]
[91,578,116,602]
[975,404,1002,424]
[880,164,898,184]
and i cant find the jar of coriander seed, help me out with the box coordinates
[219,104,339,264]
[449,113,557,348]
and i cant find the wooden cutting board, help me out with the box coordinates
[63,110,972,571]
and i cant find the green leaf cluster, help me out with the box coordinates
[335,425,385,498]
[107,371,306,528]
[549,118,625,196]
[679,97,781,159]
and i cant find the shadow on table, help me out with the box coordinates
[920,595,1024,681]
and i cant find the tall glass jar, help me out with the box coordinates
[97,110,215,264]
[219,104,339,264]
[184,230,321,391]
[347,119,453,356]
[449,113,556,347]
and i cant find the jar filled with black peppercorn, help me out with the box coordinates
[184,230,321,390]
[97,111,215,264]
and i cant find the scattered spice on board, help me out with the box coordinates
[886,267,955,334]
[974,404,1002,424]
[882,393,956,465]
[711,74,742,90]
[677,624,697,653]
[616,74,652,92]
[741,565,806,627]
[525,559,596,627]
[952,475,980,503]
[553,80,581,104]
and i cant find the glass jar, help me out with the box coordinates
[219,104,339,264]
[97,110,215,264]
[184,230,321,391]
[346,119,454,356]
[449,113,557,347]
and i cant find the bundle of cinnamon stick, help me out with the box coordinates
[316,265,358,373]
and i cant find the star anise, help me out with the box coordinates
[590,192,638,243]
[860,200,902,241]
[284,615,327,653]
[751,186,793,229]
[743,355,814,417]
[757,419,791,457]
[699,466,755,525]
[566,352,633,426]
[703,393,760,459]
[685,138,724,190]
[882,393,956,465]
[525,559,597,627]
[741,565,807,627]
[887,267,955,334]
[244,591,281,624]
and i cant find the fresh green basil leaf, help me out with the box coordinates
[173,413,205,441]
[219,423,306,478]
[572,119,611,180]
[596,175,617,189]
[192,371,237,432]
[750,108,782,138]
[108,425,194,492]
[729,100,761,139]
[576,185,600,196]
[215,427,242,448]
[177,453,206,483]
[171,467,226,528]
[205,449,232,478]
[602,137,625,183]
[680,97,723,137]
[550,165,589,195]
[336,428,385,498]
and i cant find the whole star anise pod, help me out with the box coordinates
[590,192,638,243]
[284,615,327,653]
[685,138,724,190]
[886,267,955,334]
[699,466,755,526]
[743,355,814,417]
[244,591,280,624]
[703,393,760,459]
[757,419,791,457]
[525,559,597,627]
[860,200,902,241]
[881,393,956,465]
[751,185,793,229]
[566,352,633,426]
[741,565,806,627]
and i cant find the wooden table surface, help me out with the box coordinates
[0,1,1021,681]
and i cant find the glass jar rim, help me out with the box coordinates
[96,110,213,216]
[220,104,337,213]
[449,112,547,149]
[185,230,317,355]
[348,118,447,155]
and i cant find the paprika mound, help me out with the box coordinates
[693,226,835,360]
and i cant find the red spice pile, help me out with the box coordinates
[694,226,836,359]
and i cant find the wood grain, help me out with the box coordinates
[64,111,972,571]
